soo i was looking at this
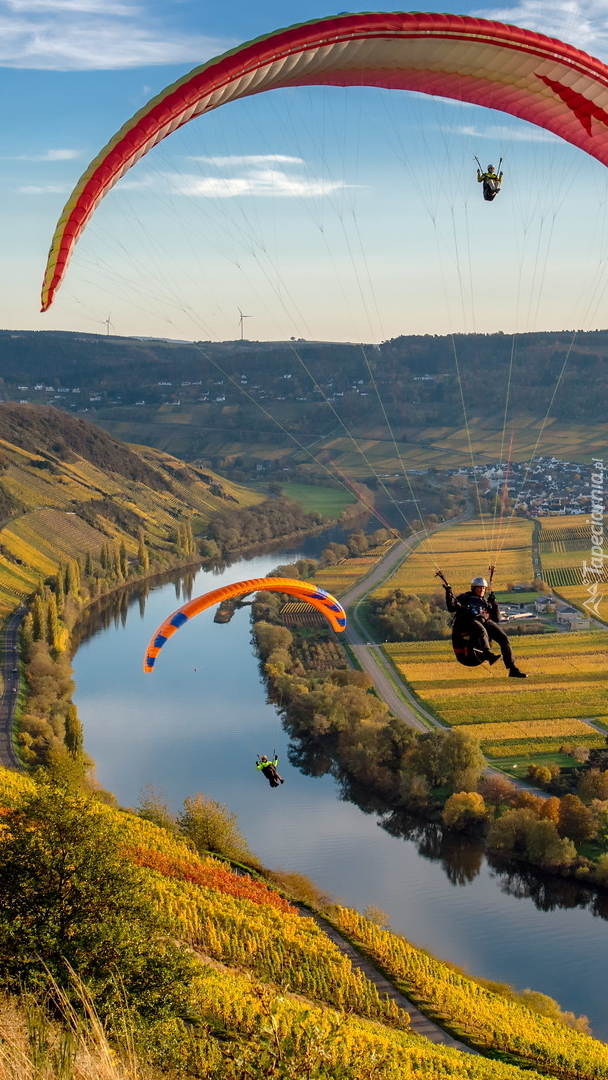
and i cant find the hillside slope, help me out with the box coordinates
[0,765,606,1079]
[0,404,260,619]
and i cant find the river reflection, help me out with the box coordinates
[71,552,608,1038]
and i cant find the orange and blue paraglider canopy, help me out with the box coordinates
[143,576,346,672]
[42,11,608,310]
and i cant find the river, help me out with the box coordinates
[72,539,608,1038]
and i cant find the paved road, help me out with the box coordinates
[340,521,466,732]
[0,605,27,770]
[338,525,550,795]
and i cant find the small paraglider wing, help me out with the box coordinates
[42,12,608,310]
[143,576,345,672]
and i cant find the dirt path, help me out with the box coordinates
[296,906,476,1054]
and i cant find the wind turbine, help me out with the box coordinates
[104,313,115,336]
[238,308,252,341]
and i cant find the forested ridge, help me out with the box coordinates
[1,328,607,426]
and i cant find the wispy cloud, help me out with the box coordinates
[474,0,608,57]
[10,148,82,160]
[19,183,70,193]
[189,155,306,167]
[450,123,559,143]
[168,165,346,199]
[0,1,232,69]
[5,0,136,12]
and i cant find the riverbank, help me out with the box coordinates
[4,505,383,772]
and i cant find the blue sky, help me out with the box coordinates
[3,0,608,342]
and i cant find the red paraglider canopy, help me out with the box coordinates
[41,11,608,310]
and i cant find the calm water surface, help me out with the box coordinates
[72,546,608,1038]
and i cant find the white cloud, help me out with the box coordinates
[10,148,82,160]
[450,123,558,143]
[474,0,608,58]
[168,166,346,199]
[5,0,136,12]
[190,155,306,167]
[19,183,70,192]
[0,2,232,69]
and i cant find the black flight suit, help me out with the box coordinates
[445,587,515,669]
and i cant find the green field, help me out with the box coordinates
[494,591,539,604]
[277,482,356,517]
[492,753,583,772]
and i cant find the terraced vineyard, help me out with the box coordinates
[314,541,396,595]
[387,632,608,741]
[1,764,603,1080]
[371,517,534,604]
[335,907,608,1078]
[537,516,608,615]
[0,414,262,620]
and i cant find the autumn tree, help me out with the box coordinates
[119,540,128,578]
[136,783,178,834]
[478,774,517,813]
[0,781,197,1021]
[577,769,608,805]
[440,729,486,792]
[254,621,293,660]
[31,594,45,642]
[538,796,561,825]
[178,793,258,865]
[558,793,596,845]
[137,530,149,572]
[524,819,576,868]
[488,808,575,868]
[63,703,83,757]
[411,729,485,791]
[442,791,489,835]
[46,590,60,650]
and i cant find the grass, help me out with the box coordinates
[494,591,539,603]
[277,482,356,517]
[491,753,582,770]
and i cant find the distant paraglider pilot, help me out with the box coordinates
[256,754,285,787]
[477,162,503,201]
[439,573,527,677]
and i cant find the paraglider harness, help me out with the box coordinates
[435,566,496,667]
[475,156,503,202]
[256,751,283,788]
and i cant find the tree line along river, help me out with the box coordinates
[71,532,608,1039]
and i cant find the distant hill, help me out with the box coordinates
[0,402,260,619]
[0,403,169,489]
[1,329,607,471]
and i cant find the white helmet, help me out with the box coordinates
[471,576,488,587]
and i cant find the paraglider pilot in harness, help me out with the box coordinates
[476,157,503,201]
[437,569,527,677]
[256,753,284,787]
